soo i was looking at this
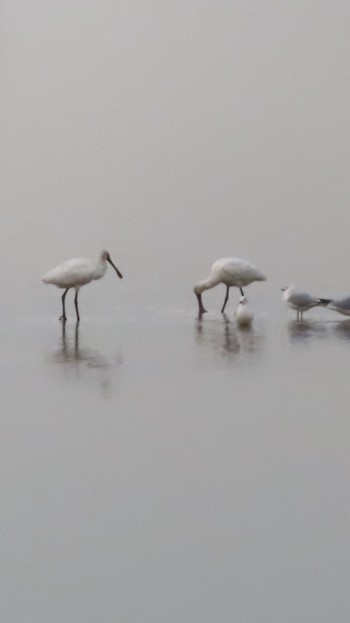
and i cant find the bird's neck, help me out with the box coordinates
[94,258,107,280]
[195,275,221,294]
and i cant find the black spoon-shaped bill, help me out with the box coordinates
[107,256,123,279]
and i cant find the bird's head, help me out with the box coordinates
[100,250,123,279]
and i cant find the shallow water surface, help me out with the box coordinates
[1,301,350,623]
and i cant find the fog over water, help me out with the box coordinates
[2,2,350,622]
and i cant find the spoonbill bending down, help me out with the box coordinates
[193,257,266,314]
[235,296,254,327]
[43,250,123,321]
[281,285,330,321]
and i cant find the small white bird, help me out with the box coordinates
[328,296,350,317]
[235,296,254,327]
[43,250,123,321]
[193,257,266,314]
[282,285,330,320]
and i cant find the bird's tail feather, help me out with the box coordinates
[318,298,331,306]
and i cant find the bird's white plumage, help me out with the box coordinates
[194,257,266,293]
[43,257,104,288]
[235,296,254,326]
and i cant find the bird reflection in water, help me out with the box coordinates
[333,319,350,342]
[51,321,123,393]
[195,313,263,358]
[287,320,328,342]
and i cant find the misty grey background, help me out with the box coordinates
[2,2,350,622]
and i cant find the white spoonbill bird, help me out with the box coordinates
[235,296,254,327]
[281,285,330,321]
[193,257,266,314]
[328,296,350,317]
[43,250,123,321]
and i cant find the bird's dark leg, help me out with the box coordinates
[221,286,230,313]
[61,319,67,352]
[240,287,244,296]
[196,292,207,315]
[74,320,79,353]
[74,289,80,322]
[60,288,69,321]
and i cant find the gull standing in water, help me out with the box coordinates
[328,296,350,317]
[282,285,330,320]
[193,257,266,314]
[235,296,254,327]
[43,250,123,321]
